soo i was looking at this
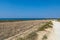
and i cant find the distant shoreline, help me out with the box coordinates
[0,18,59,22]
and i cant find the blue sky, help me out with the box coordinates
[0,0,60,18]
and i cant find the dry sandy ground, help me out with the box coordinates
[52,21,60,40]
[0,20,50,40]
[4,20,52,40]
[47,21,60,40]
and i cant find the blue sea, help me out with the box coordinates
[0,18,58,21]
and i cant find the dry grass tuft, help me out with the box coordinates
[38,21,53,31]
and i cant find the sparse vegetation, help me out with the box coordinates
[57,18,60,21]
[0,20,51,40]
[17,38,25,40]
[17,32,37,40]
[38,21,53,31]
[26,32,37,40]
[0,21,39,40]
[42,35,47,40]
[16,21,52,40]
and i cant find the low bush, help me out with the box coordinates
[38,21,53,31]
[17,32,37,40]
[26,32,37,40]
[42,35,47,40]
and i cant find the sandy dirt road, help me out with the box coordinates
[52,21,60,40]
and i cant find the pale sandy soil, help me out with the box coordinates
[0,20,50,40]
[52,21,60,40]
[47,20,60,40]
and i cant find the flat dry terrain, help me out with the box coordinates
[0,20,51,40]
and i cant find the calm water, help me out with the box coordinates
[0,18,57,21]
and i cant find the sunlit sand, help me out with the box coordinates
[52,20,60,40]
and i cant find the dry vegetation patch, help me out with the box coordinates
[0,20,53,40]
[38,21,53,31]
[16,21,53,40]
